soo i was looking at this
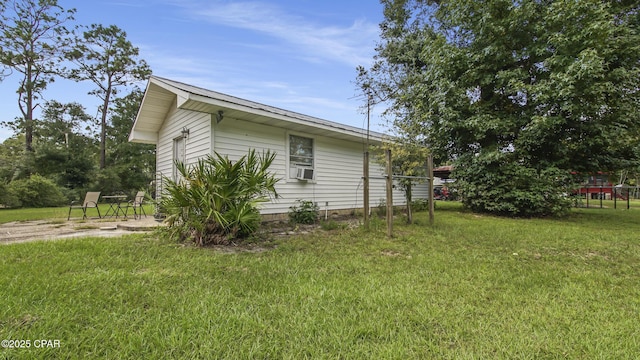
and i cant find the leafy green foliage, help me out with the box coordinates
[66,23,152,169]
[32,101,97,191]
[454,153,573,217]
[0,0,76,152]
[360,0,640,217]
[0,6,155,209]
[7,174,67,208]
[160,149,279,246]
[0,88,155,208]
[410,198,430,212]
[91,167,122,198]
[375,198,400,217]
[374,141,430,223]
[106,90,155,197]
[0,182,21,207]
[0,134,24,182]
[288,199,319,225]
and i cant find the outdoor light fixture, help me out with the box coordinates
[216,110,224,123]
[181,127,190,138]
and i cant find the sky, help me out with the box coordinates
[0,0,388,142]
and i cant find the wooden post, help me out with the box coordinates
[386,149,393,237]
[586,185,589,208]
[363,151,370,230]
[600,186,603,208]
[627,187,631,210]
[427,154,435,225]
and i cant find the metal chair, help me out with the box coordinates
[68,192,101,220]
[124,191,147,219]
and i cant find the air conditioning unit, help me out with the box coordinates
[296,167,314,181]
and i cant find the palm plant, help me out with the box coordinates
[160,149,279,246]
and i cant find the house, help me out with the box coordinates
[570,172,626,200]
[129,76,428,219]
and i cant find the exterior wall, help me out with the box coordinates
[410,182,430,201]
[156,106,212,194]
[213,116,422,215]
[155,108,429,216]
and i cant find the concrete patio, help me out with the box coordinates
[1,216,165,245]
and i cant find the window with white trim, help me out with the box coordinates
[289,134,313,178]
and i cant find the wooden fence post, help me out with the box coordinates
[428,154,435,225]
[386,149,393,237]
[363,151,370,230]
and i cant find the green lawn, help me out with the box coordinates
[577,198,640,210]
[1,202,639,359]
[0,204,156,223]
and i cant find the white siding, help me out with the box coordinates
[213,118,417,215]
[412,183,430,200]
[213,118,286,214]
[156,108,212,190]
[155,110,429,216]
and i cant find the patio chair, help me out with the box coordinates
[68,192,101,220]
[124,191,147,220]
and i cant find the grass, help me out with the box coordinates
[1,202,639,358]
[575,198,640,210]
[0,204,156,223]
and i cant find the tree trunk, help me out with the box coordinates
[25,113,33,153]
[405,182,413,224]
[99,87,112,169]
[23,66,34,153]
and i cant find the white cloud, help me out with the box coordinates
[174,1,379,67]
[133,0,382,129]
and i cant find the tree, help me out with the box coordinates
[66,24,151,169]
[0,134,25,182]
[36,100,96,146]
[106,88,155,196]
[0,0,75,152]
[33,101,96,190]
[8,173,67,207]
[360,0,640,216]
[375,138,429,224]
[0,0,8,79]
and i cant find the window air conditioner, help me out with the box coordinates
[296,167,314,181]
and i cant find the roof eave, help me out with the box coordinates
[129,75,386,145]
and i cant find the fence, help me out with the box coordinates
[574,185,640,209]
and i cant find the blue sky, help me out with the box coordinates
[0,0,387,142]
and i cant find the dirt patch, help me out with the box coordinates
[173,217,362,253]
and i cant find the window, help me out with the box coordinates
[173,136,186,181]
[289,134,313,178]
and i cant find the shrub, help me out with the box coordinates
[375,199,386,217]
[0,182,21,208]
[92,168,122,196]
[411,198,430,212]
[160,149,279,246]
[288,199,319,224]
[453,153,572,217]
[8,174,67,208]
[375,199,400,217]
